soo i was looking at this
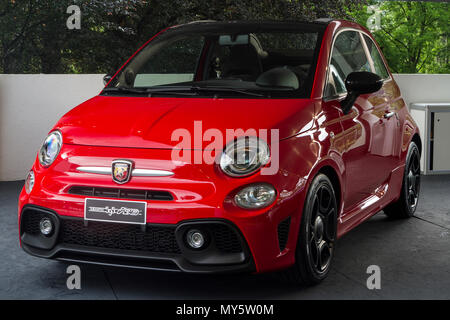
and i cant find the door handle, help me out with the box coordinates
[384,111,396,119]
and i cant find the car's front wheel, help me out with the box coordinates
[384,141,421,219]
[283,174,338,286]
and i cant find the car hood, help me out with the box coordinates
[55,95,315,149]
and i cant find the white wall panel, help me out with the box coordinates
[0,74,104,181]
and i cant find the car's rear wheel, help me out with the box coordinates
[384,142,421,219]
[283,174,338,286]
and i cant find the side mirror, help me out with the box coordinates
[103,74,112,86]
[340,71,383,114]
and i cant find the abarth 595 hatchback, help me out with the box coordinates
[19,19,421,285]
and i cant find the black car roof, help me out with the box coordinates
[167,19,332,34]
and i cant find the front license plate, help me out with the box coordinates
[84,198,147,225]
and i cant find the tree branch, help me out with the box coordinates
[380,26,409,51]
[3,0,35,55]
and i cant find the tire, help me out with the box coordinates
[283,174,338,286]
[384,142,421,219]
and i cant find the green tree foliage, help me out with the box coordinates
[350,1,449,74]
[0,0,366,74]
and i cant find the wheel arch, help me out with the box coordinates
[316,165,342,214]
[411,133,422,156]
[305,157,344,217]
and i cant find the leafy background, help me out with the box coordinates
[0,0,448,74]
[351,0,449,73]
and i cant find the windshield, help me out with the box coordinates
[104,22,324,98]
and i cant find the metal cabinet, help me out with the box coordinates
[410,103,450,175]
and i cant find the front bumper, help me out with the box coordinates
[19,143,310,273]
[20,205,255,273]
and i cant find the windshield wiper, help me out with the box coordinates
[146,86,198,96]
[103,85,267,97]
[102,86,198,96]
[191,85,265,97]
[102,87,148,94]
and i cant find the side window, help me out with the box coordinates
[325,31,371,97]
[134,36,204,87]
[363,35,390,79]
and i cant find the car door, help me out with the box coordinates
[362,34,402,167]
[322,30,399,213]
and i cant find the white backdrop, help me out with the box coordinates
[391,74,450,107]
[0,73,449,181]
[0,74,104,181]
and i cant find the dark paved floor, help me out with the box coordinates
[0,177,449,300]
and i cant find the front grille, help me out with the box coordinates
[22,207,245,257]
[210,224,243,253]
[277,217,291,251]
[68,186,174,201]
[21,210,47,235]
[59,219,181,254]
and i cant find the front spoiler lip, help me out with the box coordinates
[22,243,255,274]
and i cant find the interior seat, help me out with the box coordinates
[222,45,263,81]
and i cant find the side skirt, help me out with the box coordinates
[337,164,405,238]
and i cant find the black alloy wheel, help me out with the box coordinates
[283,174,338,286]
[384,141,421,218]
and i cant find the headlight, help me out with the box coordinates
[235,183,276,209]
[219,137,270,177]
[38,131,62,167]
[24,171,35,194]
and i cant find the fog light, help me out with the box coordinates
[234,183,276,209]
[186,229,205,249]
[39,218,53,236]
[24,171,35,194]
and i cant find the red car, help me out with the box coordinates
[19,20,421,285]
